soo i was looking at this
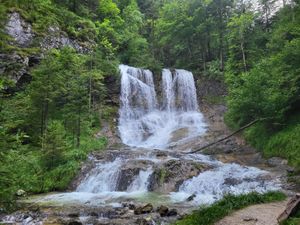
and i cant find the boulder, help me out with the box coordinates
[136,218,152,225]
[149,159,210,193]
[186,194,196,202]
[157,205,169,217]
[134,204,153,215]
[123,203,136,210]
[116,167,140,191]
[167,209,178,217]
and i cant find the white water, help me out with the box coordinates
[127,167,153,192]
[118,65,206,148]
[171,163,280,205]
[76,157,153,194]
[76,159,123,193]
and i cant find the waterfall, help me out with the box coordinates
[118,65,207,148]
[76,159,123,193]
[22,65,280,214]
[127,167,153,192]
[175,69,198,111]
[162,69,174,111]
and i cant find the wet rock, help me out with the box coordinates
[129,204,136,210]
[167,209,178,217]
[170,128,189,143]
[136,218,151,225]
[286,166,295,173]
[122,202,136,210]
[149,159,209,193]
[134,204,153,215]
[117,167,140,191]
[88,212,98,217]
[157,205,169,217]
[23,216,33,224]
[186,194,196,202]
[156,151,168,158]
[68,213,79,218]
[267,157,288,167]
[27,205,40,212]
[67,221,82,225]
[223,177,242,186]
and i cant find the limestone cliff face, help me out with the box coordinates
[1,12,94,88]
[5,12,34,47]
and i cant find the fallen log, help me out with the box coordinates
[277,194,300,223]
[187,118,263,154]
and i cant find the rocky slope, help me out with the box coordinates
[1,11,93,89]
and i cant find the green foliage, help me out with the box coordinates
[0,47,110,210]
[175,192,286,225]
[41,121,68,170]
[1,0,299,216]
[281,207,300,225]
[244,114,300,171]
[154,0,233,71]
[225,2,300,172]
[265,124,300,170]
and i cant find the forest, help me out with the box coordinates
[0,0,300,224]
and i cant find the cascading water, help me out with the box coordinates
[14,65,281,225]
[118,65,207,148]
[76,157,153,194]
[171,161,280,205]
[76,159,123,193]
[127,167,153,192]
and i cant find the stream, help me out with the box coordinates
[1,65,284,225]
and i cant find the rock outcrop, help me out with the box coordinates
[5,12,34,46]
[148,159,210,193]
[2,12,93,88]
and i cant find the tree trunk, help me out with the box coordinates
[241,41,247,72]
[202,51,206,72]
[76,109,81,148]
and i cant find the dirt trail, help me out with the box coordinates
[215,200,289,225]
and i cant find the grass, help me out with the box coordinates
[175,191,286,225]
[244,113,300,172]
[281,210,300,225]
[282,218,300,225]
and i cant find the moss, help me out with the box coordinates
[191,162,206,171]
[159,168,168,185]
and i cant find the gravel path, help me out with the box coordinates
[215,200,289,225]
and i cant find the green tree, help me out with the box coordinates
[41,120,68,170]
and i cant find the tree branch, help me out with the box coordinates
[187,118,269,154]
